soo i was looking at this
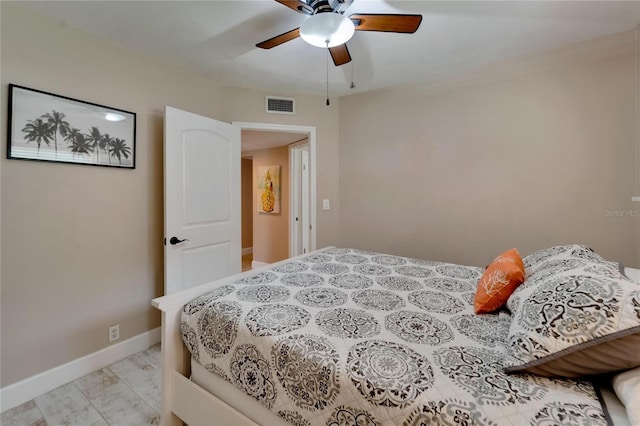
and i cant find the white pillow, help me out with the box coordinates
[624,267,640,283]
[612,366,640,425]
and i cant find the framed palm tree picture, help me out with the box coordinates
[7,84,136,169]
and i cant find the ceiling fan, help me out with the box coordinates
[256,0,422,66]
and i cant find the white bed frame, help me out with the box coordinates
[152,251,639,426]
[152,251,321,426]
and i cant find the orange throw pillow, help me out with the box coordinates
[474,248,525,314]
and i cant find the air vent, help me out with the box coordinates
[266,96,295,114]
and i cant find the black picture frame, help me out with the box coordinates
[7,84,136,169]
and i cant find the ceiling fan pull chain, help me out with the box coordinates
[350,61,355,89]
[326,41,330,106]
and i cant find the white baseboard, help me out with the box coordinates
[251,261,269,269]
[0,327,160,413]
[242,247,253,256]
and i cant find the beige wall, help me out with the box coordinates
[0,4,340,387]
[3,0,638,393]
[248,147,290,263]
[339,37,639,268]
[241,158,253,250]
[0,4,226,386]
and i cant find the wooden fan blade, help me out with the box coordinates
[275,0,312,15]
[256,28,300,49]
[329,44,351,66]
[350,14,422,33]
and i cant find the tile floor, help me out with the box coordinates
[4,255,252,425]
[1,344,161,426]
[3,257,250,426]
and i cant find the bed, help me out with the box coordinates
[152,245,640,426]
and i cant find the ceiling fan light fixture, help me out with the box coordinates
[299,13,355,48]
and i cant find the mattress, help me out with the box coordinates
[191,358,632,426]
[181,248,609,426]
[191,357,290,426]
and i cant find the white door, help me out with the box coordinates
[291,150,302,256]
[301,147,310,254]
[290,143,310,256]
[164,106,241,295]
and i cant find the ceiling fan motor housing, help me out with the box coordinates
[307,0,342,14]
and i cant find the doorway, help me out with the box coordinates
[235,122,317,268]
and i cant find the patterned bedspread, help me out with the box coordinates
[181,248,607,426]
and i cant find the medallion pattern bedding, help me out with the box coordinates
[181,248,608,426]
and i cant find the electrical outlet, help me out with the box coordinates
[109,324,120,343]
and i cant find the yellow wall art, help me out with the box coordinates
[257,165,280,214]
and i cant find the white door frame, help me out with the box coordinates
[232,122,317,256]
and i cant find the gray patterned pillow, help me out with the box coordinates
[522,244,609,275]
[507,244,620,313]
[504,251,640,378]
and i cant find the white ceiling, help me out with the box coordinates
[241,130,308,152]
[15,1,640,96]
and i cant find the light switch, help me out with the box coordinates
[322,199,330,210]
